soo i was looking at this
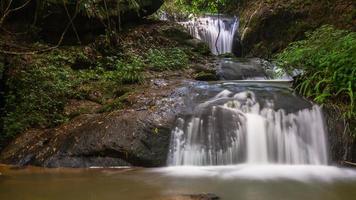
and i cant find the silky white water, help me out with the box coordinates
[180,16,238,55]
[168,89,328,166]
[165,15,353,184]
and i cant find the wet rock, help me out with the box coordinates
[151,79,168,88]
[238,0,355,57]
[231,33,242,57]
[176,82,311,118]
[194,71,218,81]
[323,105,356,165]
[217,58,268,80]
[185,39,211,55]
[0,80,187,168]
[165,193,219,200]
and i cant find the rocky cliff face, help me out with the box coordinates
[235,0,355,58]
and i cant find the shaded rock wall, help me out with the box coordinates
[235,0,355,58]
[324,106,356,165]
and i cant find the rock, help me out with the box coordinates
[231,33,242,57]
[237,0,355,57]
[217,58,268,80]
[64,99,102,117]
[164,193,220,200]
[0,80,187,168]
[194,71,218,81]
[323,105,356,165]
[185,39,211,55]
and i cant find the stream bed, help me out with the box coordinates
[1,165,356,200]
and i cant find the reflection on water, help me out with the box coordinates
[1,165,356,200]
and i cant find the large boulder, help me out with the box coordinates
[0,79,187,168]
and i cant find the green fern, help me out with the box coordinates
[276,25,356,119]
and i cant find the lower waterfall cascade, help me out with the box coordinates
[168,89,328,166]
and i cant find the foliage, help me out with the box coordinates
[3,61,74,137]
[1,47,146,138]
[98,92,131,113]
[147,47,188,71]
[115,55,145,84]
[276,25,356,118]
[162,0,240,15]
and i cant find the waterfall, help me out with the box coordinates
[180,15,238,55]
[168,89,328,166]
[169,15,329,168]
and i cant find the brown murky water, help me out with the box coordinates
[1,165,356,200]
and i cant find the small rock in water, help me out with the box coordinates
[152,79,168,87]
[165,193,219,200]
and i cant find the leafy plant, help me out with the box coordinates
[3,63,73,137]
[147,47,188,71]
[115,55,144,84]
[276,25,356,118]
[162,0,233,14]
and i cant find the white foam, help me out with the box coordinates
[154,165,356,182]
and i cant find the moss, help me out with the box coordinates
[192,41,211,56]
[161,26,193,43]
[3,61,73,137]
[218,53,235,58]
[146,47,189,71]
[194,71,218,81]
[97,92,131,113]
[1,44,145,137]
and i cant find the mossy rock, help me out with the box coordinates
[162,27,193,42]
[218,53,235,58]
[194,71,218,81]
[186,39,211,56]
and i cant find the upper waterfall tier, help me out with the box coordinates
[180,15,238,55]
[167,82,328,166]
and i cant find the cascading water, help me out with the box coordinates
[180,15,238,55]
[168,15,329,167]
[168,87,328,166]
